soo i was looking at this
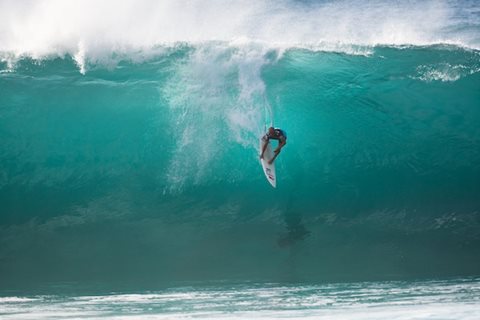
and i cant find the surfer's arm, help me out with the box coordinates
[269,147,281,164]
[273,138,286,153]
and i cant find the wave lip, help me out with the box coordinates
[0,0,479,63]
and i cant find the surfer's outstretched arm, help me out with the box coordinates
[268,148,281,164]
[270,139,286,164]
[273,139,286,154]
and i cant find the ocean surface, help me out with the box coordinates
[1,278,480,319]
[1,0,480,318]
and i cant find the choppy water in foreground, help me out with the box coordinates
[1,278,479,319]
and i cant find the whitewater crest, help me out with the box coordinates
[0,0,479,70]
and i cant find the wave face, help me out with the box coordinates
[0,0,480,289]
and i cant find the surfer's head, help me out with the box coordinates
[268,127,275,135]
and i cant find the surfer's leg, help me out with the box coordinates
[269,149,281,164]
[260,138,269,159]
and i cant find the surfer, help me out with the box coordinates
[260,127,287,164]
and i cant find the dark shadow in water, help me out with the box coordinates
[277,152,310,248]
[277,209,311,248]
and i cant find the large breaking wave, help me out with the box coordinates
[0,0,479,289]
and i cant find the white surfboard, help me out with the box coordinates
[260,136,277,188]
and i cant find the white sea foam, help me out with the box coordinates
[1,278,480,319]
[162,44,271,190]
[0,0,478,65]
[0,297,39,303]
[413,63,480,82]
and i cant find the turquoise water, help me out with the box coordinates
[1,0,480,317]
[1,44,479,288]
